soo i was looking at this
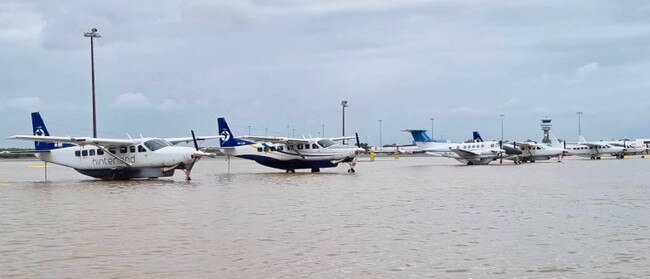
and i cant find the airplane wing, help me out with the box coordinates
[240,136,313,145]
[512,142,537,148]
[7,135,134,146]
[579,142,604,148]
[451,149,482,158]
[165,135,224,145]
[330,136,356,141]
[240,135,289,143]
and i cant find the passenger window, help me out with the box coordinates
[109,147,116,154]
[278,146,284,151]
[312,144,319,149]
[257,147,263,152]
[288,146,293,150]
[263,147,269,152]
[75,150,81,157]
[297,144,303,150]
[89,149,96,156]
[97,149,104,155]
[130,146,136,153]
[138,145,146,152]
[82,150,88,156]
[305,144,310,149]
[120,146,127,153]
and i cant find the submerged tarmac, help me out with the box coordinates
[1,157,649,278]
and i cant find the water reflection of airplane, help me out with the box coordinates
[217,118,365,173]
[7,112,221,180]
[404,129,521,165]
[557,136,626,160]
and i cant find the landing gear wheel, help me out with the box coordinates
[311,168,320,173]
[347,168,356,173]
[467,161,474,166]
[286,169,296,173]
[596,157,601,160]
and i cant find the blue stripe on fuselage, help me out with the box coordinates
[239,154,337,170]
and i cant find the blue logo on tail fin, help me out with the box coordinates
[31,112,56,151]
[406,129,433,143]
[472,131,484,142]
[31,112,74,151]
[217,117,254,147]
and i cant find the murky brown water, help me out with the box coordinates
[1,156,649,278]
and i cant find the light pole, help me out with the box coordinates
[292,128,295,138]
[430,118,434,140]
[84,28,101,138]
[576,111,583,136]
[341,100,348,144]
[248,125,251,135]
[499,114,505,142]
[379,120,383,148]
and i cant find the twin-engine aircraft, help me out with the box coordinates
[218,118,365,173]
[404,129,521,165]
[8,112,221,180]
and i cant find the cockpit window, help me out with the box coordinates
[144,139,170,151]
[317,139,336,148]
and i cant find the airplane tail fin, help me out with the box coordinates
[473,131,484,142]
[217,117,254,147]
[402,129,434,150]
[404,129,433,143]
[578,135,587,143]
[31,112,57,151]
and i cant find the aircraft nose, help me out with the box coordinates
[502,146,522,155]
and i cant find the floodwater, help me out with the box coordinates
[1,156,649,278]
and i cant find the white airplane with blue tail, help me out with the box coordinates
[8,112,221,180]
[218,118,365,173]
[403,129,522,165]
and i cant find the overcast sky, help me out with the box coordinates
[2,0,650,148]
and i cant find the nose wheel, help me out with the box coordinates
[183,158,199,180]
[347,159,357,173]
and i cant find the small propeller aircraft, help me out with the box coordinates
[7,112,221,180]
[403,129,521,165]
[508,141,566,163]
[559,136,626,160]
[217,118,365,173]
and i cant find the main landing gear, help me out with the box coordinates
[285,169,296,173]
[311,168,320,173]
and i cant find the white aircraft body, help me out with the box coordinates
[511,141,566,162]
[404,130,521,165]
[218,118,364,173]
[597,140,649,156]
[559,136,626,159]
[8,112,220,180]
[370,145,420,154]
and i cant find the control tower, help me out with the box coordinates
[541,117,552,144]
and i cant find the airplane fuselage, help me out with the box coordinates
[222,140,363,170]
[36,140,199,179]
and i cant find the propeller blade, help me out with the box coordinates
[355,133,361,148]
[191,130,199,151]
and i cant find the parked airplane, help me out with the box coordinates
[8,112,221,180]
[217,118,364,173]
[508,141,566,162]
[403,130,521,165]
[558,136,626,159]
[598,140,649,156]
